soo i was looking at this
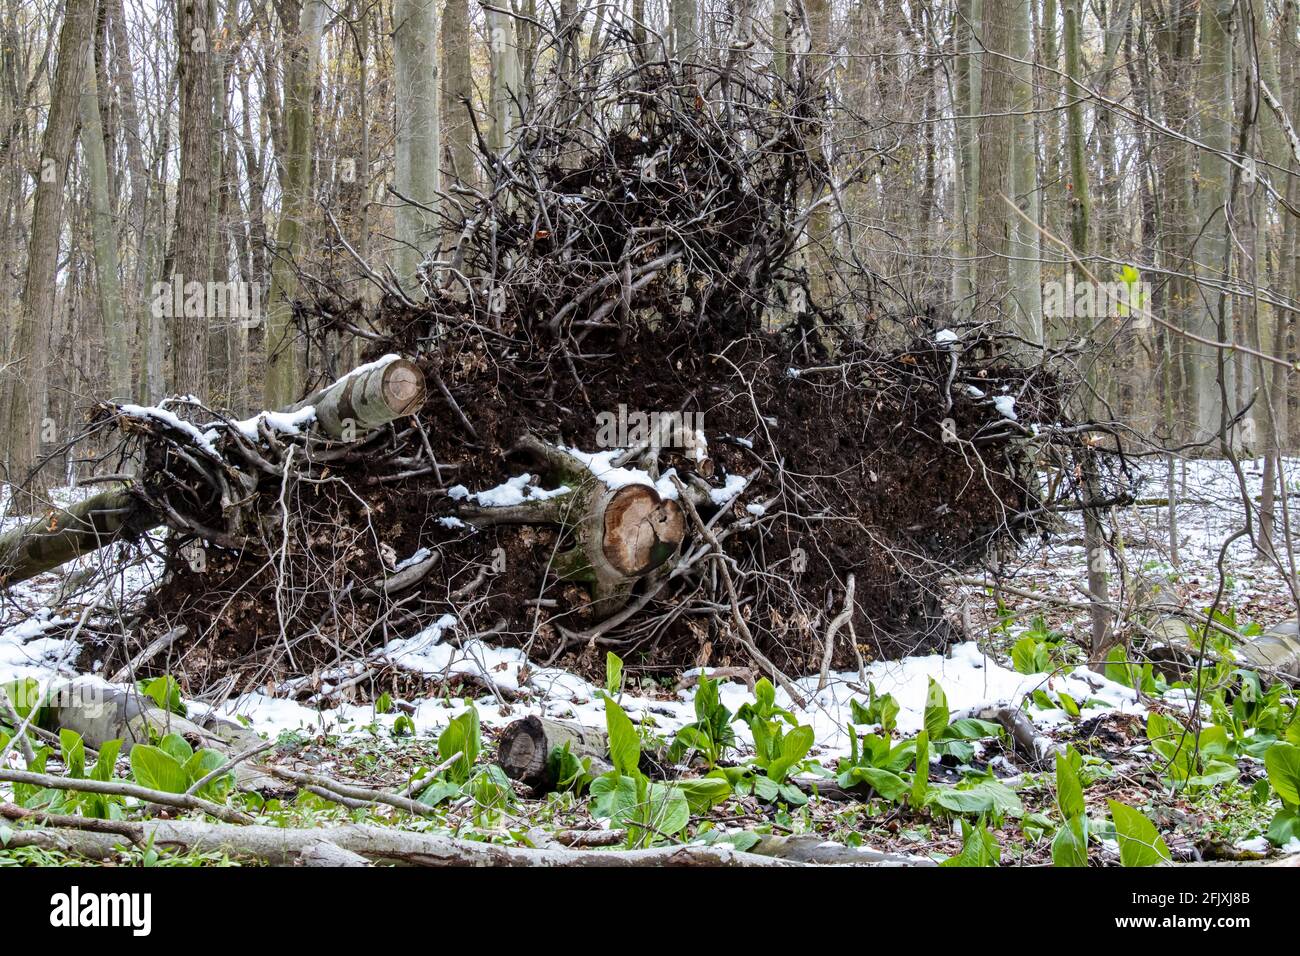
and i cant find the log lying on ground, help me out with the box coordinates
[45,681,278,791]
[495,715,670,793]
[0,356,426,588]
[1145,614,1300,684]
[1,819,797,867]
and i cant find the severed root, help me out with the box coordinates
[455,435,692,613]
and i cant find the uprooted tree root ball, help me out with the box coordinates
[80,321,1066,700]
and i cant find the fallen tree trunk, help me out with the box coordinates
[1,818,797,867]
[293,353,426,437]
[44,681,278,791]
[0,487,150,586]
[0,356,426,588]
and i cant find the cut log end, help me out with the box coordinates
[601,485,685,577]
[381,359,426,418]
[498,715,549,790]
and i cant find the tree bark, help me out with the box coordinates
[169,0,215,399]
[264,0,326,408]
[393,0,440,291]
[441,0,473,187]
[80,40,130,401]
[2,819,796,866]
[3,0,95,513]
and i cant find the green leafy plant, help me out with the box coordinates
[1010,616,1071,675]
[0,678,44,729]
[734,678,815,804]
[1108,800,1171,866]
[1051,749,1089,867]
[669,674,736,768]
[1104,647,1163,695]
[137,675,187,717]
[416,705,514,819]
[834,724,917,803]
[849,682,900,733]
[547,741,595,795]
[922,679,1003,762]
[1145,712,1238,791]
[605,651,624,698]
[940,819,1001,867]
[922,772,1023,818]
[590,697,690,847]
[130,733,231,800]
[1263,741,1300,846]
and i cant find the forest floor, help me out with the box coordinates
[2,458,1299,867]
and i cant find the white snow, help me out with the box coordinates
[992,395,1018,421]
[222,405,317,442]
[710,473,749,506]
[935,329,960,346]
[117,403,221,457]
[560,446,681,500]
[331,353,401,386]
[449,473,572,507]
[437,516,468,530]
[392,548,432,572]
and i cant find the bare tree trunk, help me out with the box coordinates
[264,0,326,408]
[975,0,1014,309]
[169,0,215,400]
[80,40,130,401]
[1190,0,1236,444]
[671,0,698,64]
[392,0,440,292]
[4,0,95,512]
[441,0,473,188]
[1008,0,1041,343]
[486,2,522,154]
[953,0,982,319]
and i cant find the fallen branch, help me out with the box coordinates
[1,819,799,866]
[0,769,252,825]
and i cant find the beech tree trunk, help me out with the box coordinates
[80,40,130,401]
[264,0,326,408]
[393,0,440,291]
[441,0,473,187]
